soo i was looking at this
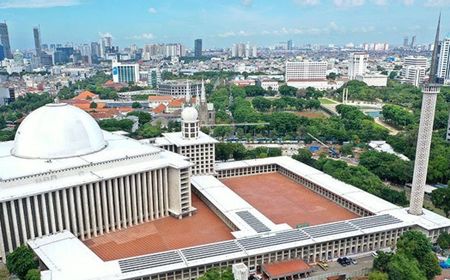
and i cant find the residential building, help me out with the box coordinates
[437,38,450,83]
[285,61,327,81]
[401,56,427,86]
[355,74,388,87]
[148,68,161,89]
[348,52,368,80]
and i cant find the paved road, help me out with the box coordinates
[308,255,374,279]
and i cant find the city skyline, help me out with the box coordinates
[0,0,450,50]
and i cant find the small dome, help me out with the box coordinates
[181,106,198,122]
[12,103,107,159]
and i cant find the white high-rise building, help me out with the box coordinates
[285,61,327,81]
[231,43,256,58]
[112,61,139,83]
[437,38,450,83]
[401,56,428,86]
[348,52,368,80]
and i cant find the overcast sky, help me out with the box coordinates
[0,0,449,50]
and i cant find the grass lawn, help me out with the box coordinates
[319,98,338,105]
[0,265,9,280]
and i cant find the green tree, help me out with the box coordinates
[0,115,6,129]
[368,271,388,280]
[340,144,353,156]
[89,102,97,109]
[278,84,297,96]
[437,232,450,249]
[131,102,142,108]
[431,186,450,217]
[98,119,134,132]
[197,268,233,280]
[396,231,441,280]
[25,269,40,280]
[373,251,393,273]
[137,123,161,138]
[244,85,267,97]
[252,96,272,112]
[387,254,425,280]
[6,245,38,280]
[292,148,313,165]
[127,111,152,126]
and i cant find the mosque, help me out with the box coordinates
[0,88,449,280]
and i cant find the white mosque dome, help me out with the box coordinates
[181,106,198,122]
[12,103,107,159]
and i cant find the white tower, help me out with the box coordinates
[181,107,199,139]
[409,85,439,215]
[409,14,442,215]
[185,80,191,104]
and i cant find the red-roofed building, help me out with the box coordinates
[148,95,174,109]
[152,104,166,114]
[73,90,98,100]
[103,80,126,91]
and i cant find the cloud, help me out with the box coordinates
[131,33,155,40]
[333,0,365,7]
[0,0,80,9]
[241,0,253,6]
[148,7,157,14]
[218,30,253,37]
[424,0,450,6]
[294,0,320,5]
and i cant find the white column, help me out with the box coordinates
[153,170,159,219]
[18,199,27,243]
[163,169,169,216]
[101,181,108,233]
[40,194,50,235]
[0,215,5,261]
[97,182,105,235]
[158,169,164,216]
[136,173,144,223]
[48,193,56,233]
[131,175,138,224]
[409,86,439,215]
[62,189,70,232]
[33,196,42,237]
[89,183,98,237]
[113,179,121,230]
[142,172,149,221]
[75,186,85,239]
[82,185,91,239]
[25,197,35,239]
[68,188,78,235]
[9,201,20,247]
[148,171,154,220]
[125,176,132,227]
[2,203,12,252]
[55,191,63,231]
[119,177,127,228]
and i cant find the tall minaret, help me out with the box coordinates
[185,80,191,105]
[409,14,441,215]
[201,79,206,104]
[429,12,441,84]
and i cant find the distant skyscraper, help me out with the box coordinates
[287,40,293,51]
[410,35,416,49]
[231,43,256,58]
[0,45,4,61]
[194,39,202,58]
[403,36,409,48]
[33,26,42,56]
[0,23,12,59]
[348,52,368,80]
[409,14,441,216]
